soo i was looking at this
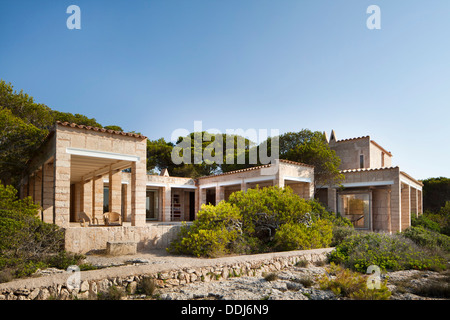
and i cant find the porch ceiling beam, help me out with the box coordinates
[66,147,140,162]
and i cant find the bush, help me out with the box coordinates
[274,219,333,251]
[318,263,391,300]
[402,226,450,252]
[169,186,339,257]
[411,214,442,234]
[331,225,358,247]
[168,202,242,257]
[0,183,67,278]
[227,186,312,240]
[329,232,447,272]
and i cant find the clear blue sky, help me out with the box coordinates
[1,0,449,179]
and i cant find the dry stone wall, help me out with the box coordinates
[0,248,333,300]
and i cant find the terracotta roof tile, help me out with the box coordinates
[198,159,314,179]
[56,121,147,139]
[340,166,398,173]
[336,136,370,143]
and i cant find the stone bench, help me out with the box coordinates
[106,241,137,256]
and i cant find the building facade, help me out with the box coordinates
[19,122,314,253]
[316,130,423,233]
[19,123,422,253]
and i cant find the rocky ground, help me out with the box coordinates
[2,250,446,301]
[82,250,450,300]
[154,266,449,300]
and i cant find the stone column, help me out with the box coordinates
[241,180,247,192]
[401,183,410,231]
[410,187,418,218]
[42,162,55,224]
[162,185,172,221]
[215,185,225,205]
[92,175,104,223]
[109,169,122,213]
[131,160,146,226]
[327,187,337,213]
[390,176,402,233]
[54,133,72,228]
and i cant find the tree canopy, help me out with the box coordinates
[260,129,344,193]
[0,80,122,187]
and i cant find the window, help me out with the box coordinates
[381,152,385,167]
[338,193,370,229]
[146,190,159,220]
[359,154,364,169]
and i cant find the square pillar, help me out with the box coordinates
[131,161,146,226]
[410,187,418,218]
[241,180,247,192]
[42,162,55,224]
[92,175,104,223]
[34,169,42,209]
[327,187,337,213]
[109,169,122,213]
[161,186,172,222]
[216,185,225,204]
[390,178,402,233]
[401,183,410,231]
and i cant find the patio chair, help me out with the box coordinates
[103,211,122,226]
[79,212,99,227]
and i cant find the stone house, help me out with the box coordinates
[19,122,314,253]
[316,130,423,233]
[19,123,422,253]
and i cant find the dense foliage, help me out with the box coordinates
[0,80,121,187]
[260,130,344,192]
[421,177,450,213]
[318,263,391,300]
[412,201,450,236]
[328,232,447,273]
[169,186,349,257]
[0,183,84,282]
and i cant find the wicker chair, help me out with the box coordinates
[103,212,122,226]
[79,212,99,227]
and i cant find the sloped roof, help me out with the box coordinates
[56,121,147,139]
[197,159,314,180]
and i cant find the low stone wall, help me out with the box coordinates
[64,223,183,254]
[0,248,333,300]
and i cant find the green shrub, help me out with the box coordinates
[318,263,391,300]
[0,183,66,278]
[411,214,442,233]
[402,226,450,252]
[168,202,242,257]
[227,186,312,240]
[331,225,358,247]
[274,219,333,251]
[329,232,447,272]
[169,186,338,257]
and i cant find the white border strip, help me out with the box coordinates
[283,176,312,183]
[400,177,422,190]
[341,180,394,188]
[66,147,140,162]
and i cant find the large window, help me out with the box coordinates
[339,193,370,229]
[146,190,159,220]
